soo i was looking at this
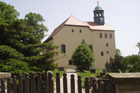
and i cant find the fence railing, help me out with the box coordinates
[0,72,116,93]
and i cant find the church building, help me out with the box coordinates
[44,2,116,69]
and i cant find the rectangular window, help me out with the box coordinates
[69,60,73,65]
[106,43,109,47]
[72,29,74,32]
[101,51,104,56]
[100,33,102,38]
[79,29,82,33]
[107,51,109,54]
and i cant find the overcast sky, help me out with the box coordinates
[1,0,140,57]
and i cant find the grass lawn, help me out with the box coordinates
[77,70,103,86]
[50,70,66,79]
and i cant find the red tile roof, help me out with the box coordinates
[44,16,114,43]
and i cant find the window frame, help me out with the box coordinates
[61,44,66,53]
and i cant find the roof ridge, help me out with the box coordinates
[44,16,114,43]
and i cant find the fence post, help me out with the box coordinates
[1,79,5,93]
[45,72,48,93]
[71,74,75,93]
[37,72,42,93]
[92,80,97,93]
[85,77,89,93]
[7,78,11,93]
[99,81,104,93]
[31,73,36,93]
[56,73,60,93]
[13,76,17,93]
[25,74,29,93]
[63,73,67,93]
[48,72,54,93]
[19,74,23,93]
[78,76,82,93]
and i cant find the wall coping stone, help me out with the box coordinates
[0,72,11,79]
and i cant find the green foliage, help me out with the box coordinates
[116,49,121,55]
[0,1,59,74]
[0,59,30,75]
[72,39,95,71]
[0,45,24,60]
[25,12,48,41]
[0,1,19,23]
[105,54,125,72]
[77,70,96,86]
[122,55,140,72]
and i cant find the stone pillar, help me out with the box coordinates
[0,72,11,92]
[109,73,140,93]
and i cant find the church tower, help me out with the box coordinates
[94,2,105,25]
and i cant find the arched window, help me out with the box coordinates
[100,33,102,38]
[79,29,82,33]
[61,44,66,53]
[110,33,112,39]
[105,33,107,38]
[89,45,93,53]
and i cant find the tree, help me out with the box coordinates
[116,49,121,55]
[0,1,19,23]
[72,39,95,71]
[122,55,140,72]
[105,49,126,72]
[0,1,58,74]
[25,12,48,41]
[136,42,140,55]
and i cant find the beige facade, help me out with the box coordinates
[44,16,116,69]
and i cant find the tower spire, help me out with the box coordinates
[93,0,105,25]
[97,0,99,6]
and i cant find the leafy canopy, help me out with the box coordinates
[123,55,140,72]
[0,1,58,74]
[72,39,95,71]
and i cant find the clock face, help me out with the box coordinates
[100,17,103,20]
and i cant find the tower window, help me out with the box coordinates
[89,45,93,53]
[72,29,74,32]
[101,51,104,56]
[100,33,103,38]
[79,29,82,33]
[105,33,107,38]
[110,33,112,39]
[61,44,66,53]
